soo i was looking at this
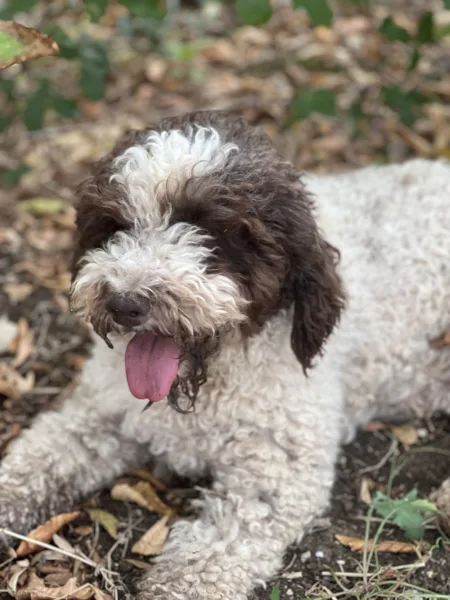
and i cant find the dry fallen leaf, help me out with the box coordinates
[124,558,150,569]
[15,260,72,292]
[17,572,95,599]
[0,363,35,400]
[335,534,416,553]
[390,425,418,450]
[52,533,77,553]
[131,515,170,556]
[85,508,119,539]
[65,353,87,371]
[359,477,374,506]
[16,511,80,557]
[128,467,168,491]
[0,21,59,69]
[8,318,35,368]
[363,421,389,432]
[73,525,94,536]
[6,560,29,595]
[111,481,174,516]
[3,283,34,304]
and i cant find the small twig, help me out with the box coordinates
[359,439,398,474]
[0,527,99,569]
[282,552,297,572]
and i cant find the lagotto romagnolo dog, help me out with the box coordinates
[1,110,450,599]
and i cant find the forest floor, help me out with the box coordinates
[1,1,450,598]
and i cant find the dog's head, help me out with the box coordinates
[70,110,345,410]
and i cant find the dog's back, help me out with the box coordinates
[306,158,450,429]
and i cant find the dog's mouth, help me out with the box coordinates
[125,332,181,402]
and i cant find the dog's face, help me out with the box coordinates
[70,111,345,409]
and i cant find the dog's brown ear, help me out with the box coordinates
[288,232,345,372]
[271,174,345,372]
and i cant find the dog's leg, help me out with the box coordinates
[137,426,339,600]
[0,381,148,542]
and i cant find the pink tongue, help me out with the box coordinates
[125,332,180,402]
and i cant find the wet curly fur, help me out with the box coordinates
[1,110,450,600]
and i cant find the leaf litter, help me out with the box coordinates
[2,1,450,599]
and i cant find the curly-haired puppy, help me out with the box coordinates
[1,110,450,600]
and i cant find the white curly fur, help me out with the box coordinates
[109,126,239,225]
[71,219,247,337]
[1,157,450,600]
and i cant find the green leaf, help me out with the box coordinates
[379,17,410,42]
[270,584,280,600]
[8,0,39,12]
[79,40,109,101]
[0,9,14,19]
[119,0,166,19]
[292,0,333,27]
[0,112,12,133]
[0,163,30,189]
[436,24,450,39]
[23,80,49,130]
[444,0,450,8]
[311,88,336,116]
[86,508,119,539]
[287,88,336,126]
[80,65,106,100]
[382,85,428,127]
[416,11,434,44]
[236,0,273,25]
[0,31,25,64]
[42,26,79,59]
[373,490,437,540]
[0,78,15,99]
[51,93,80,119]
[85,0,109,22]
[19,197,68,215]
[408,46,420,71]
[347,100,366,136]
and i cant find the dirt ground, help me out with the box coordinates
[2,1,450,598]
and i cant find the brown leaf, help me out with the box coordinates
[111,481,174,516]
[17,572,94,599]
[0,21,59,69]
[0,363,34,400]
[85,508,119,539]
[390,425,418,450]
[6,561,30,595]
[16,511,80,557]
[9,318,35,367]
[128,467,168,491]
[359,477,374,506]
[73,525,93,536]
[363,421,388,432]
[93,589,113,600]
[124,558,150,569]
[65,353,87,371]
[335,534,416,554]
[131,515,170,556]
[3,283,34,304]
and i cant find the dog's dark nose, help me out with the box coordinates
[106,293,150,327]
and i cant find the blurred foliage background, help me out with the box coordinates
[1,0,450,194]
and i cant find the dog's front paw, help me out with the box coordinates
[0,488,39,558]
